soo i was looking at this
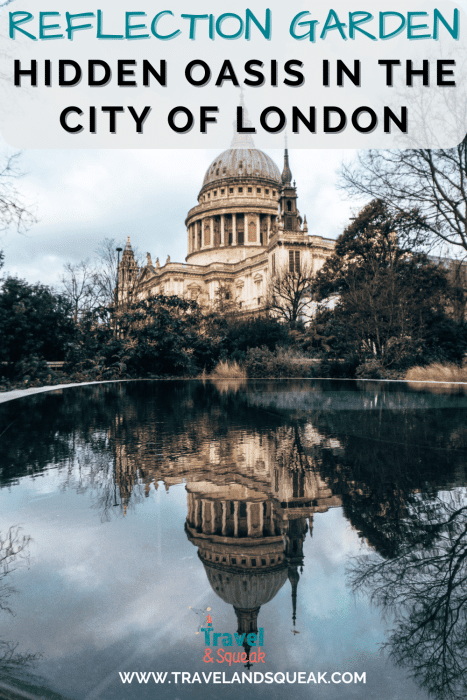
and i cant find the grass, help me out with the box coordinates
[405,362,467,383]
[210,360,247,379]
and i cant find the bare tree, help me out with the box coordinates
[59,259,97,322]
[0,151,37,274]
[339,142,467,254]
[212,282,238,315]
[61,238,144,316]
[0,153,36,233]
[0,526,42,685]
[91,238,122,308]
[267,261,314,327]
[348,493,467,700]
[0,526,31,615]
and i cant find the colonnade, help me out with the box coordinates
[188,213,275,254]
[187,494,280,539]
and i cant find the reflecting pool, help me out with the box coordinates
[1,379,467,700]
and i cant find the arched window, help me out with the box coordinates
[287,200,292,212]
[289,249,300,273]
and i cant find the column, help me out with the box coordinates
[201,499,206,530]
[210,501,215,534]
[187,493,194,524]
[220,215,225,246]
[210,218,214,247]
[194,496,201,529]
[262,502,270,536]
[245,213,248,243]
[267,216,271,240]
[233,501,239,537]
[221,501,227,536]
[201,219,205,249]
[256,215,260,245]
[232,213,237,246]
[247,502,252,537]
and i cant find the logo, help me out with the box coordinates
[191,609,266,668]
[188,605,212,635]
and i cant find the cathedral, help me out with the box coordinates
[118,129,336,313]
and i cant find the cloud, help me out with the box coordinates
[0,146,356,286]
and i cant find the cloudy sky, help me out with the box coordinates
[2,0,464,289]
[0,142,360,288]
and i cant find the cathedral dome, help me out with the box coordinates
[203,561,288,609]
[202,148,281,190]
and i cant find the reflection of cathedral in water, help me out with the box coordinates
[114,418,342,644]
[184,458,339,643]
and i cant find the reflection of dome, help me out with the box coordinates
[201,148,281,191]
[203,560,288,609]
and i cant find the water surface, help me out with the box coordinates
[1,379,466,700]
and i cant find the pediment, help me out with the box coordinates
[139,266,157,283]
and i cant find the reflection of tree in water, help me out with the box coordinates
[0,382,287,521]
[306,399,467,559]
[0,528,70,700]
[0,527,31,615]
[348,492,467,700]
[0,528,37,682]
[3,380,466,524]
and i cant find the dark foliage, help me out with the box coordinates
[0,277,75,375]
[311,200,467,372]
[68,294,204,378]
[220,317,291,362]
[243,346,314,378]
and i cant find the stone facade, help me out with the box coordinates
[118,131,336,315]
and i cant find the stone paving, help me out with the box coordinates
[0,380,131,405]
